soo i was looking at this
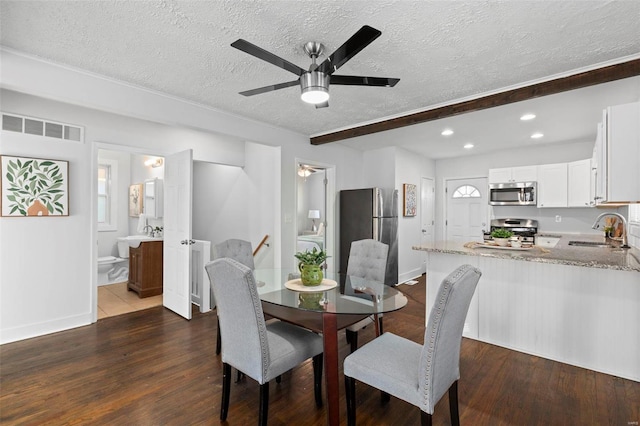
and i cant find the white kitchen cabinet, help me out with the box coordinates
[144,178,163,219]
[595,101,640,204]
[537,163,567,208]
[567,158,593,207]
[488,166,537,184]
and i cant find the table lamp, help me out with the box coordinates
[308,210,320,232]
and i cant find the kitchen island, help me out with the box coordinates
[413,235,639,382]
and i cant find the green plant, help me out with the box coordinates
[491,228,514,239]
[294,247,328,266]
[4,158,66,215]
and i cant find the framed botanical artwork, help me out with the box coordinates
[403,183,417,217]
[129,183,143,217]
[1,155,69,217]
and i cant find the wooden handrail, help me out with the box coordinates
[253,234,269,257]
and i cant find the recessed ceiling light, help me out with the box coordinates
[463,143,474,149]
[531,132,544,139]
[441,129,454,136]
[520,113,536,121]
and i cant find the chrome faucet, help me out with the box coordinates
[142,224,153,236]
[591,212,629,248]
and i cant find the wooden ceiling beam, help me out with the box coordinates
[310,58,640,145]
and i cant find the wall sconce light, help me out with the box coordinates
[144,157,163,168]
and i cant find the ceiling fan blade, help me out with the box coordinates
[315,101,329,109]
[239,80,300,97]
[231,39,306,76]
[316,25,382,75]
[330,75,400,87]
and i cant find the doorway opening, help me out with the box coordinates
[94,143,168,320]
[295,160,336,272]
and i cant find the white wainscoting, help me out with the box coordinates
[426,252,639,382]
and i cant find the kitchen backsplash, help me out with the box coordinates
[490,205,626,235]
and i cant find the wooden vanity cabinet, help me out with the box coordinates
[128,240,163,298]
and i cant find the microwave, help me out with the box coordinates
[489,182,537,206]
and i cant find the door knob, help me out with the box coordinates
[180,239,195,245]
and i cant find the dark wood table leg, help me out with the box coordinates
[322,312,339,426]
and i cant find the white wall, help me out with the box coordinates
[395,147,436,282]
[192,141,280,269]
[363,147,396,188]
[0,51,366,343]
[361,146,437,283]
[0,88,251,343]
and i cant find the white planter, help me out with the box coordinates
[493,238,509,246]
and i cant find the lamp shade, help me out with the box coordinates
[308,210,320,219]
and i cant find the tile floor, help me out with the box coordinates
[97,282,162,319]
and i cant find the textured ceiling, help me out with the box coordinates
[1,1,640,156]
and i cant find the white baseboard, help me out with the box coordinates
[0,313,92,345]
[398,268,423,285]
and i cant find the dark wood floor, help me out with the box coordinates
[1,276,638,425]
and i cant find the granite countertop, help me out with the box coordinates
[413,234,640,272]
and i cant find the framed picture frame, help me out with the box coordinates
[129,183,144,217]
[403,183,417,217]
[1,155,69,217]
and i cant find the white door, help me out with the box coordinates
[163,149,193,319]
[420,177,435,271]
[445,178,488,243]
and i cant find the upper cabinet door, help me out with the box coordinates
[605,101,640,203]
[488,168,512,184]
[511,166,537,182]
[567,159,593,208]
[488,166,537,184]
[537,163,568,208]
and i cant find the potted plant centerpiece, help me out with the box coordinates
[491,228,514,246]
[294,247,328,286]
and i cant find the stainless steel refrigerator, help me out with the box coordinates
[339,188,398,286]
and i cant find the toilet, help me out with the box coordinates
[98,256,128,285]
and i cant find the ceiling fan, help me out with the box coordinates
[231,25,400,108]
[297,164,322,177]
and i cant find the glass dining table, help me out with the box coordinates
[253,269,408,426]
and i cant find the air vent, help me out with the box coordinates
[1,113,84,143]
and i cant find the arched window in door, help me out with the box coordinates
[452,184,481,198]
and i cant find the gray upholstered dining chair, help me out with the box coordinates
[205,258,324,426]
[344,239,389,353]
[344,264,481,426]
[212,238,255,355]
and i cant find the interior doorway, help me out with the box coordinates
[420,177,435,273]
[93,143,168,321]
[295,161,336,272]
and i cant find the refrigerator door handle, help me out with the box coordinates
[373,188,382,218]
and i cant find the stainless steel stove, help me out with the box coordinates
[484,218,538,244]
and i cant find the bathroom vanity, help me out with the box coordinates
[128,240,163,297]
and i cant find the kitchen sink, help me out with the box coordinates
[568,241,612,248]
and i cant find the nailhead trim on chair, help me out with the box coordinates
[421,265,471,411]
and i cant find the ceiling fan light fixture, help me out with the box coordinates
[300,71,330,104]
